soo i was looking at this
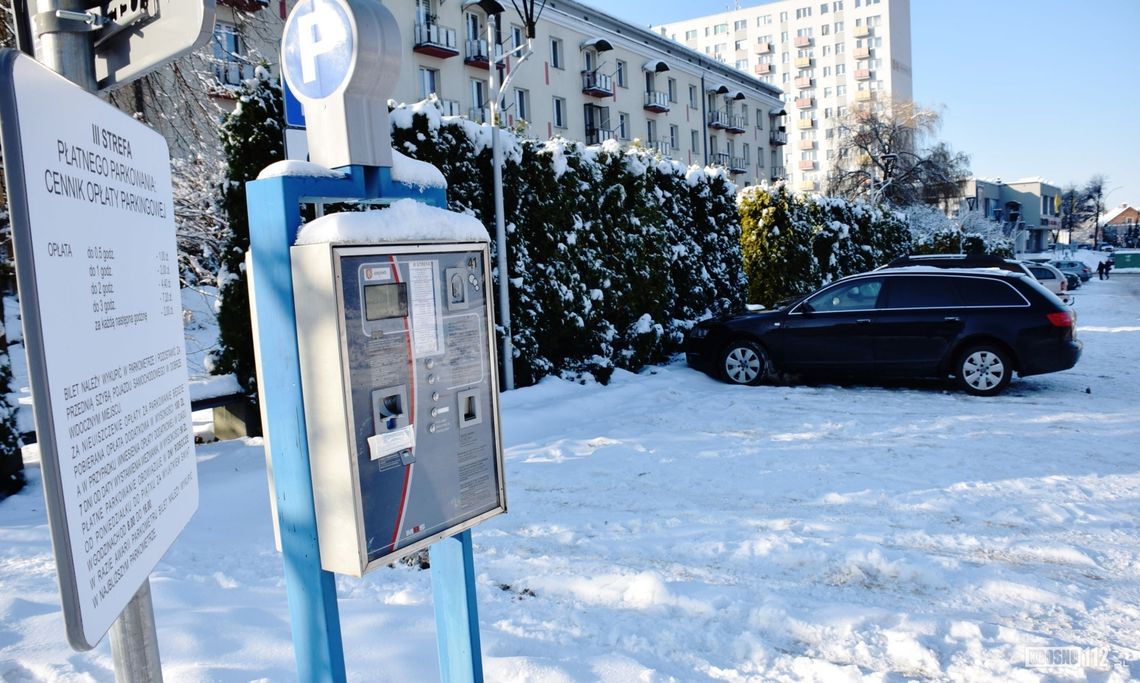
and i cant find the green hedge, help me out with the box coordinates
[390,101,745,386]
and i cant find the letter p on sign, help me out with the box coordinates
[281,0,355,100]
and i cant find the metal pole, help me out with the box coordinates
[108,579,164,683]
[487,12,514,390]
[31,0,97,90]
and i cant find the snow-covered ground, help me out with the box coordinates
[2,268,1139,681]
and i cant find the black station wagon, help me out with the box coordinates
[684,268,1082,396]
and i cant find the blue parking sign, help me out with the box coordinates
[281,0,356,101]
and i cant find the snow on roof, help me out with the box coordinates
[1101,203,1131,224]
[295,198,489,245]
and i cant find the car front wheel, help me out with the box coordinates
[956,344,1012,396]
[721,340,768,386]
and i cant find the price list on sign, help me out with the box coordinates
[0,52,197,650]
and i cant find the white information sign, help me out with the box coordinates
[0,51,197,650]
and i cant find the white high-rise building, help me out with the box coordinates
[653,0,912,193]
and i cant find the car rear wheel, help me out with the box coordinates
[956,344,1011,396]
[721,340,768,386]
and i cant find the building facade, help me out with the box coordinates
[947,178,1061,253]
[653,0,912,194]
[367,0,787,186]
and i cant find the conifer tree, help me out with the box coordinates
[0,318,23,496]
[208,67,284,394]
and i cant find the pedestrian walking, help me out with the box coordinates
[1097,261,1106,280]
[1105,260,1112,280]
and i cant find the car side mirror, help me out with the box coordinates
[799,302,815,314]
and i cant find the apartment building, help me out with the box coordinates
[653,0,912,194]
[283,0,783,186]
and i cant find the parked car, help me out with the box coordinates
[1050,259,1092,281]
[880,253,1034,278]
[684,268,1082,396]
[1021,261,1073,305]
[1060,271,1081,291]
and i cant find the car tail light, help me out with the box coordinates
[1046,311,1074,328]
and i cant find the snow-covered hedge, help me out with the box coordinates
[390,99,745,386]
[738,183,911,307]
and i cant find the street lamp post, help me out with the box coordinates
[463,0,535,390]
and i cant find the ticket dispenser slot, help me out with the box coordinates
[292,241,506,577]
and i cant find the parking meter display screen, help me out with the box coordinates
[363,283,407,321]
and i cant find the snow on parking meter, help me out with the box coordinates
[290,201,506,576]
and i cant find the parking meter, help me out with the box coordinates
[291,240,506,576]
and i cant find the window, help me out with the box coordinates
[779,10,788,21]
[952,278,1026,307]
[735,39,747,50]
[837,84,847,95]
[795,7,812,19]
[736,59,749,69]
[823,45,831,56]
[669,124,679,150]
[780,31,788,42]
[833,1,844,9]
[884,276,961,309]
[553,96,566,128]
[689,84,699,108]
[550,37,563,69]
[619,112,631,139]
[803,278,883,312]
[212,22,252,87]
[757,14,772,26]
[418,66,439,100]
[685,29,697,40]
[667,77,677,102]
[836,63,846,75]
[647,119,657,144]
[734,19,747,30]
[616,60,628,88]
[511,25,524,49]
[464,12,482,41]
[514,88,529,121]
[470,79,486,118]
[691,128,700,151]
[756,107,764,129]
[796,27,813,37]
[741,108,748,126]
[821,3,829,13]
[714,23,728,34]
[835,20,844,32]
[742,143,750,163]
[836,41,845,54]
[821,24,830,35]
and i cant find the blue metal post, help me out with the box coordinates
[246,165,480,682]
[430,530,484,683]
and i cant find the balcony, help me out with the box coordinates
[854,68,872,81]
[769,128,788,145]
[770,166,786,181]
[800,179,818,192]
[856,90,874,102]
[853,47,871,60]
[754,41,773,53]
[794,76,813,88]
[795,56,813,69]
[794,35,813,48]
[468,106,490,123]
[795,96,815,108]
[854,25,872,38]
[648,140,673,157]
[439,99,461,116]
[586,127,615,145]
[799,159,816,170]
[465,39,495,69]
[754,63,773,75]
[799,139,815,150]
[712,153,747,173]
[581,70,614,98]
[799,117,816,128]
[413,20,459,59]
[643,90,670,113]
[707,110,727,130]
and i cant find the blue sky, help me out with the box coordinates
[582,0,1140,209]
